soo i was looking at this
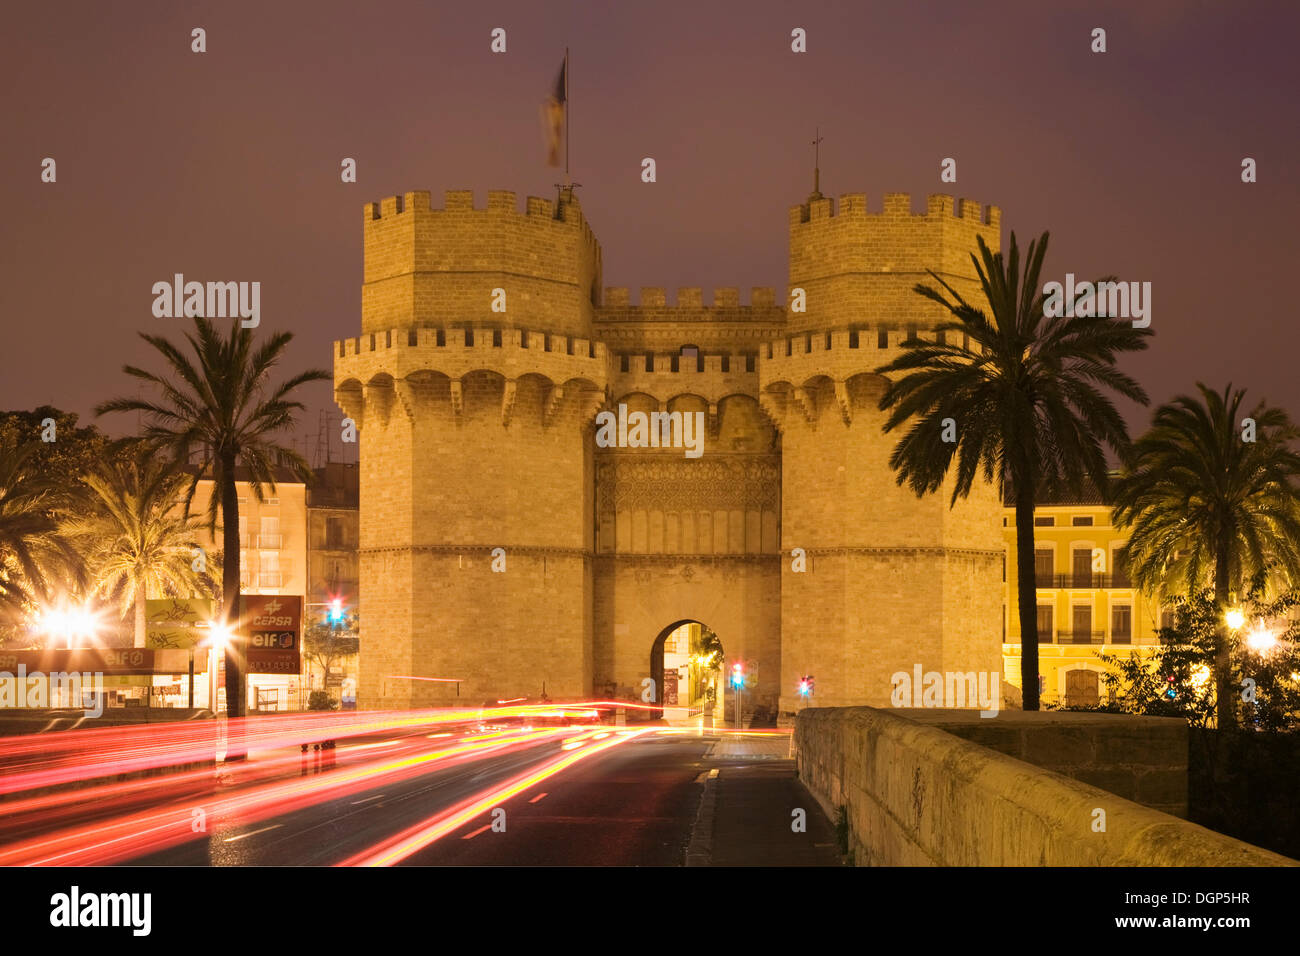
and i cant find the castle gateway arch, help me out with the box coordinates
[335,186,1004,720]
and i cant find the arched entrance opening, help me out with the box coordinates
[648,620,724,724]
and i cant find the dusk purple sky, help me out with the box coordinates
[3,1,1297,461]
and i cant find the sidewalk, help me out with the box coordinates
[686,755,844,866]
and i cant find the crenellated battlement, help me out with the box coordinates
[365,189,598,243]
[786,190,1003,335]
[335,324,608,365]
[760,325,962,372]
[790,192,1001,229]
[361,187,603,339]
[600,286,777,309]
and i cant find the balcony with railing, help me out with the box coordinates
[257,533,284,549]
[258,571,283,589]
[1026,630,1131,645]
[1034,571,1133,589]
[1055,629,1106,645]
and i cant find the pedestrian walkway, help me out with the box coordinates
[708,736,792,759]
[686,759,843,866]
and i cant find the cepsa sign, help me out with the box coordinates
[242,595,302,674]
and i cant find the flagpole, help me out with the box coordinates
[564,47,570,187]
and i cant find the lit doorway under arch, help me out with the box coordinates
[648,620,723,723]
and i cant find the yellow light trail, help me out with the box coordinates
[345,728,650,866]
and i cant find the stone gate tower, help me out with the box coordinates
[336,185,1006,717]
[763,191,1003,716]
[335,190,605,708]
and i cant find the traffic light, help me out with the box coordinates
[328,599,344,624]
[798,676,814,697]
[730,662,744,689]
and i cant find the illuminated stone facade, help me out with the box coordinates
[335,186,1006,718]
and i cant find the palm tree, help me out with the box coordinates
[63,457,218,648]
[874,232,1150,710]
[97,317,328,719]
[0,438,83,633]
[1111,383,1300,729]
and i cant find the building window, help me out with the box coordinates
[1072,515,1093,526]
[1111,605,1132,644]
[878,328,889,349]
[259,551,281,589]
[1071,604,1093,643]
[1036,605,1054,643]
[1034,516,1054,527]
[1065,669,1100,707]
[1071,548,1093,587]
[620,354,630,373]
[1034,548,1054,584]
[1113,545,1132,587]
[745,354,755,373]
[259,515,282,549]
[326,516,345,549]
[645,352,654,372]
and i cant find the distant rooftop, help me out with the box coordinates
[1002,474,1116,508]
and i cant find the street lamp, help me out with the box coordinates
[204,622,233,713]
[37,601,100,649]
[1245,623,1279,655]
[1225,608,1246,631]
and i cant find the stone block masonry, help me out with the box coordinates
[794,706,1295,866]
[336,185,1009,714]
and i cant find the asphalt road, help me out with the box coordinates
[2,723,840,866]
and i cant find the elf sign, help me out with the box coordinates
[242,595,302,674]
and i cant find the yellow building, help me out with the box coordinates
[1002,482,1166,708]
[186,467,309,712]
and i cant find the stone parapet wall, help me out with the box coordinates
[794,706,1295,866]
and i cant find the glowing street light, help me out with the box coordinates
[205,621,233,650]
[1245,623,1279,655]
[201,621,235,714]
[37,602,101,649]
[1225,608,1246,631]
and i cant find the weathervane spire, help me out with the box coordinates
[810,128,824,201]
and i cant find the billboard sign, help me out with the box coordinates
[242,595,302,674]
[145,598,214,650]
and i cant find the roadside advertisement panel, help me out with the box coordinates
[145,598,214,650]
[242,595,302,674]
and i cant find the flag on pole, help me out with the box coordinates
[541,55,566,167]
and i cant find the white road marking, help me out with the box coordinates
[222,824,282,843]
